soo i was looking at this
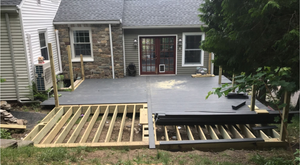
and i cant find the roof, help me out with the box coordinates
[123,0,204,27]
[54,0,124,22]
[1,0,22,6]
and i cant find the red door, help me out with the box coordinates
[140,37,176,75]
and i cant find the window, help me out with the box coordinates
[39,32,48,60]
[182,32,205,66]
[70,28,93,62]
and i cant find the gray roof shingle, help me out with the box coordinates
[123,0,204,27]
[1,0,22,6]
[54,0,124,22]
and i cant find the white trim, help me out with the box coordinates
[38,29,49,60]
[55,29,62,72]
[122,29,126,76]
[123,25,207,29]
[69,27,94,60]
[109,24,115,79]
[53,21,120,25]
[137,34,178,76]
[182,32,205,67]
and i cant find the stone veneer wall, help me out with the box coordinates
[55,24,124,79]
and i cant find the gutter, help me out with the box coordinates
[109,24,115,79]
[53,20,121,25]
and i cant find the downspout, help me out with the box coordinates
[109,24,115,79]
[122,29,126,76]
[55,29,63,73]
[5,13,20,101]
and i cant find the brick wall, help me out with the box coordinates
[55,24,124,79]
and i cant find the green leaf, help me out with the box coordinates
[274,116,280,123]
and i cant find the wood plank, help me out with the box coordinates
[186,126,194,140]
[248,105,259,110]
[206,125,219,140]
[23,124,45,141]
[175,126,182,141]
[218,66,222,84]
[0,124,26,129]
[260,130,270,140]
[92,106,109,143]
[32,107,65,144]
[238,124,256,138]
[227,125,243,139]
[272,129,280,138]
[42,107,73,144]
[74,79,84,90]
[164,126,169,141]
[152,115,157,142]
[104,106,118,142]
[67,45,74,91]
[139,108,148,124]
[49,43,59,107]
[79,106,100,143]
[142,125,149,142]
[191,74,215,78]
[54,107,82,143]
[255,109,269,114]
[280,91,291,141]
[80,54,85,80]
[117,105,127,142]
[35,141,149,148]
[208,53,212,74]
[216,125,231,139]
[197,125,206,140]
[130,105,136,142]
[67,106,91,143]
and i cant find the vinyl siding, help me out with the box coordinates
[0,13,31,100]
[124,28,208,75]
[20,0,61,82]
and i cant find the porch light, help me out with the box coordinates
[178,38,182,46]
[133,38,138,46]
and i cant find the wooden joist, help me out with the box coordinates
[164,126,169,141]
[175,126,182,141]
[92,106,109,143]
[105,106,118,142]
[197,125,207,140]
[227,125,243,139]
[238,124,256,138]
[206,125,219,140]
[130,105,136,142]
[186,126,194,140]
[0,124,26,129]
[216,125,231,139]
[79,106,100,143]
[117,105,127,142]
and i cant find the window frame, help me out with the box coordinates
[181,32,205,67]
[70,27,94,62]
[38,30,49,60]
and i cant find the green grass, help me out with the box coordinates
[249,154,293,165]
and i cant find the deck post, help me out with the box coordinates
[232,74,235,92]
[80,54,85,80]
[208,53,212,74]
[280,91,291,141]
[218,66,222,84]
[67,45,75,91]
[48,43,59,107]
[250,85,256,111]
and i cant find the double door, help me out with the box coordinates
[140,37,176,74]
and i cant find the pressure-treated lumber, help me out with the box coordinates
[227,125,243,139]
[67,107,91,143]
[35,141,149,148]
[206,125,219,140]
[142,125,149,142]
[67,45,74,91]
[105,106,118,142]
[218,66,222,84]
[232,74,235,92]
[48,43,59,107]
[186,126,194,140]
[79,106,100,143]
[272,130,280,139]
[164,126,169,141]
[280,91,291,141]
[32,107,64,144]
[92,106,109,143]
[175,126,182,141]
[42,107,73,144]
[197,125,207,140]
[0,124,26,129]
[250,85,256,111]
[80,54,85,80]
[152,115,157,142]
[55,107,82,143]
[238,124,256,138]
[23,124,45,141]
[191,74,215,78]
[130,105,136,142]
[248,105,259,110]
[208,53,212,74]
[117,105,127,142]
[255,109,269,114]
[216,125,231,139]
[259,130,269,140]
[140,108,148,124]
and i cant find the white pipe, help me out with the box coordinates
[26,34,35,77]
[5,13,20,101]
[122,29,126,76]
[109,24,115,79]
[55,29,63,72]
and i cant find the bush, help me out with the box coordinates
[0,129,12,139]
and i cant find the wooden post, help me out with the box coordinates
[48,43,59,107]
[280,91,291,141]
[80,54,85,80]
[232,74,235,92]
[208,53,212,74]
[67,45,74,91]
[250,85,256,111]
[218,66,222,84]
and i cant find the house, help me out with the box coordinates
[1,0,62,101]
[54,0,213,79]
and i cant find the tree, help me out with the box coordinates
[199,0,299,93]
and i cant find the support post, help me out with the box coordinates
[280,91,291,141]
[218,66,222,84]
[80,54,85,80]
[49,43,59,107]
[250,85,256,111]
[67,45,74,91]
[208,53,212,74]
[232,74,235,92]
